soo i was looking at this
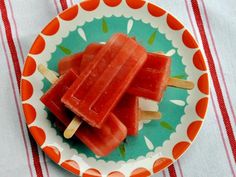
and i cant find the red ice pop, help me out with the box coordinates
[40,69,78,125]
[39,67,127,156]
[61,33,147,128]
[76,113,127,156]
[113,94,139,136]
[128,53,171,101]
[53,113,127,157]
[80,43,102,71]
[58,44,102,75]
[58,52,83,75]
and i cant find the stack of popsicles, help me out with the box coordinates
[39,33,194,156]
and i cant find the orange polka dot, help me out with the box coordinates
[182,30,198,49]
[30,35,45,55]
[29,126,46,146]
[187,121,202,141]
[153,158,173,173]
[43,146,61,164]
[196,97,208,119]
[42,17,60,35]
[83,168,101,177]
[130,168,151,177]
[126,0,146,9]
[23,103,36,125]
[108,171,125,177]
[104,0,122,7]
[147,3,166,17]
[61,160,80,175]
[167,14,184,30]
[23,56,36,77]
[59,5,79,21]
[172,142,190,159]
[21,79,33,101]
[198,73,209,94]
[193,50,207,71]
[80,0,100,11]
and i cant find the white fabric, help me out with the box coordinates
[0,0,235,177]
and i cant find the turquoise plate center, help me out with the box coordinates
[42,16,188,162]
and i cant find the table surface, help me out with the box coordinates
[0,0,235,177]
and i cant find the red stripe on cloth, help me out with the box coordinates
[191,0,236,162]
[60,0,68,10]
[53,0,60,14]
[168,164,177,177]
[7,1,50,176]
[8,0,25,63]
[184,1,235,175]
[0,27,34,177]
[0,0,44,176]
[177,160,184,177]
[200,0,236,126]
[29,135,44,177]
[162,170,167,177]
[0,0,21,85]
[42,153,50,177]
[211,93,236,176]
[69,0,73,7]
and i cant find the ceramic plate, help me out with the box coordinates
[20,0,209,176]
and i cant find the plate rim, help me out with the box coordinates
[20,0,210,176]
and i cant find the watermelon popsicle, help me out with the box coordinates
[113,94,139,136]
[80,43,102,71]
[113,94,162,136]
[127,53,171,101]
[58,44,102,75]
[38,65,127,156]
[128,53,194,101]
[58,43,102,75]
[40,69,79,126]
[55,114,127,156]
[58,52,83,75]
[61,33,147,128]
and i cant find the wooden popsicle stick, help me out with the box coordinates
[167,78,194,90]
[152,52,195,90]
[38,64,58,84]
[38,64,82,139]
[139,110,161,120]
[64,116,82,139]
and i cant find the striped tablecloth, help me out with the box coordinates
[0,0,235,177]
